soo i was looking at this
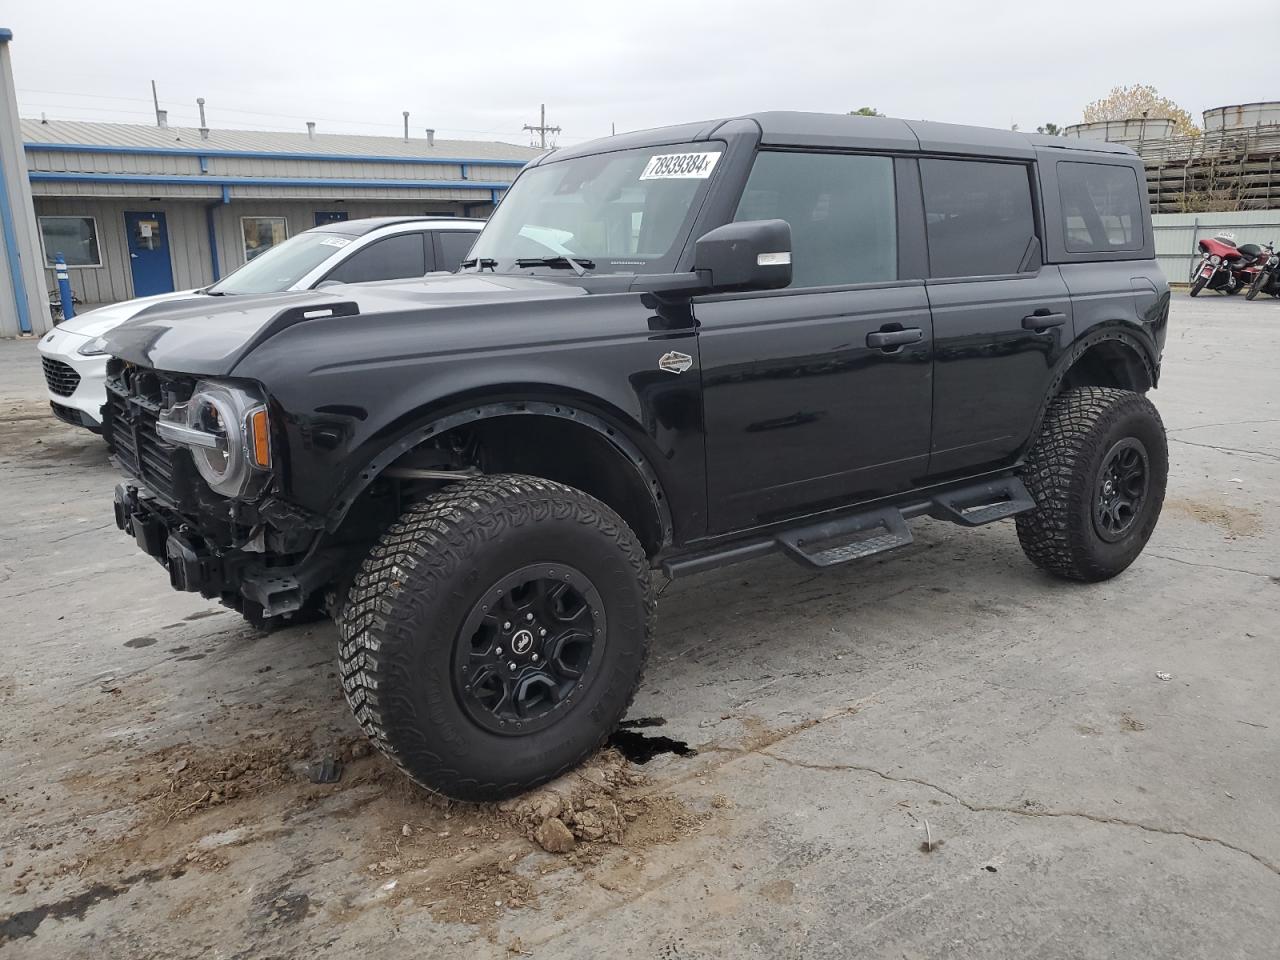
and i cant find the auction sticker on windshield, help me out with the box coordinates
[640,152,721,180]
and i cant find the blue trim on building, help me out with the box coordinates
[0,29,12,42]
[29,171,513,191]
[0,156,33,333]
[24,142,529,168]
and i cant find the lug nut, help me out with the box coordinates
[539,628,547,637]
[508,661,517,671]
[531,654,540,663]
[526,613,534,621]
[495,647,503,656]
[503,621,511,630]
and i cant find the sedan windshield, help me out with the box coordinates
[207,231,356,295]
[466,142,725,275]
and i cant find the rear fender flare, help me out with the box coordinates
[1023,327,1157,456]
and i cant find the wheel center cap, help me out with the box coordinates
[1103,480,1115,496]
[511,628,535,655]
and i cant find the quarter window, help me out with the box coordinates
[324,233,428,284]
[920,159,1036,277]
[735,152,897,288]
[241,216,288,261]
[1058,162,1143,253]
[38,216,101,267]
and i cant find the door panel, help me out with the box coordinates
[926,268,1072,478]
[696,283,934,532]
[124,211,175,297]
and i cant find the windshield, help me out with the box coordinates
[207,231,355,294]
[466,142,725,275]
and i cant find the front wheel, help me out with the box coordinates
[1247,270,1268,300]
[1016,387,1167,582]
[337,475,654,801]
[1189,274,1208,297]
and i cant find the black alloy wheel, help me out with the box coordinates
[455,563,605,735]
[1093,437,1149,543]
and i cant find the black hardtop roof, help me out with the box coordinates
[544,111,1136,163]
[311,216,486,236]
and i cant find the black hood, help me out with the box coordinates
[102,273,593,376]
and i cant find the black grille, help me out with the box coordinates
[105,381,180,502]
[42,357,81,397]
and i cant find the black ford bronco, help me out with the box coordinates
[101,112,1169,800]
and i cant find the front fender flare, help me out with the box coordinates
[326,399,674,546]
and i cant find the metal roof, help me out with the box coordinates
[20,118,541,162]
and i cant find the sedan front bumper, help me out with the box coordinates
[37,327,109,429]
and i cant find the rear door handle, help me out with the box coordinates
[1022,311,1067,331]
[866,327,924,349]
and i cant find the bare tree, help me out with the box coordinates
[1082,85,1199,137]
[1036,122,1062,136]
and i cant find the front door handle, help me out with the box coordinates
[866,327,924,349]
[1022,311,1067,331]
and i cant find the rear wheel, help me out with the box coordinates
[1016,387,1167,582]
[337,475,654,801]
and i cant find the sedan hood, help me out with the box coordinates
[55,289,205,339]
[102,273,590,376]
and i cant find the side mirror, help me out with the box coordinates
[694,219,792,292]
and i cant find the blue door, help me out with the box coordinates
[124,211,175,297]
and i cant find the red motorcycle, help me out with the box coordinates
[1189,233,1266,296]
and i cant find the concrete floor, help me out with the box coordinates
[0,293,1277,959]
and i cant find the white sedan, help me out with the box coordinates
[38,216,481,431]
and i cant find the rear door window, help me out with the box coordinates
[434,231,476,271]
[323,232,428,284]
[920,159,1036,277]
[734,151,897,288]
[1057,161,1144,253]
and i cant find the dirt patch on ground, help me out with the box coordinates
[1166,497,1263,537]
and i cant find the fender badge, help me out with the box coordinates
[658,350,693,374]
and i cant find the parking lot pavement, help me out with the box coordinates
[1,293,1277,959]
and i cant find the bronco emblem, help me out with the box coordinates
[658,351,694,374]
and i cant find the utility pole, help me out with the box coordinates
[523,103,560,150]
[150,80,161,127]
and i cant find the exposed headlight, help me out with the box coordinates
[156,380,272,498]
[1269,256,1278,267]
[1210,255,1221,265]
[77,336,110,357]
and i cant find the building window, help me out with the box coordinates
[38,216,101,267]
[241,217,288,261]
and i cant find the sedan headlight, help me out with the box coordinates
[157,380,272,498]
[77,336,110,357]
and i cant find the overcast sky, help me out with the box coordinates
[4,1,1270,147]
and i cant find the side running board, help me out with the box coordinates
[777,508,913,569]
[661,476,1038,578]
[776,476,1036,570]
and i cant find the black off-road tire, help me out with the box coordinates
[1016,387,1167,582]
[337,474,654,801]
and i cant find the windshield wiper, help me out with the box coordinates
[514,255,594,277]
[460,257,498,272]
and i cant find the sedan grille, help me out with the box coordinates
[42,357,81,397]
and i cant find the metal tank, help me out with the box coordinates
[1063,118,1176,145]
[1203,102,1280,133]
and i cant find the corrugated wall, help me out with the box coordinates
[1151,210,1280,283]
[35,196,487,306]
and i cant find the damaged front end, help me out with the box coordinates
[104,359,338,624]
